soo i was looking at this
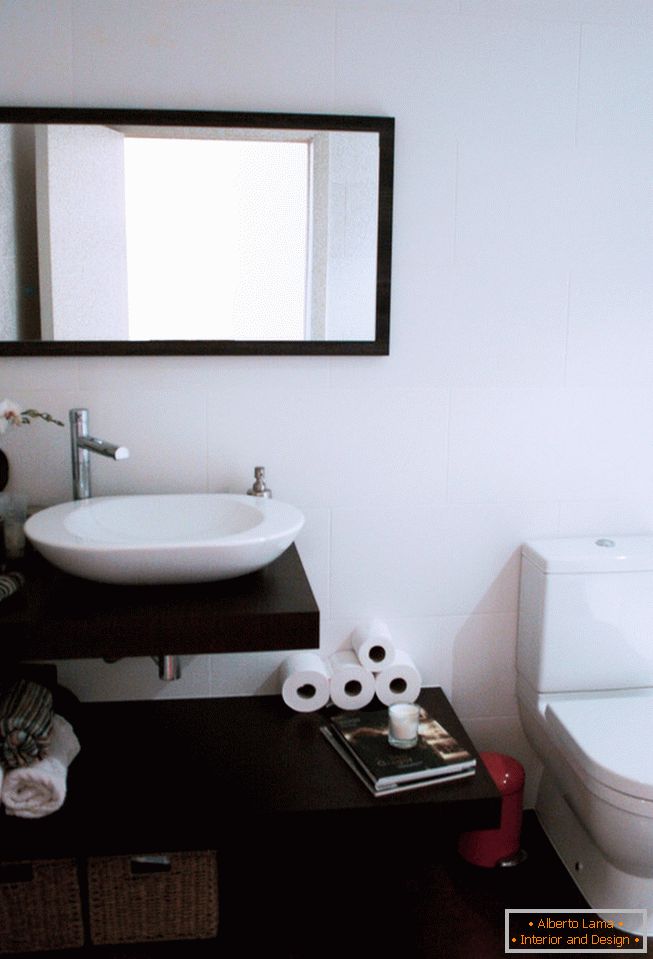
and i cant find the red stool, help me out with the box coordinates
[457,751,527,867]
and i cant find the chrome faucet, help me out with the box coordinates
[69,408,129,500]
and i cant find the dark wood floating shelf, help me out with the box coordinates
[0,687,501,862]
[0,544,319,660]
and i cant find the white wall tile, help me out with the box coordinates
[75,356,331,395]
[459,0,653,25]
[448,147,571,388]
[201,357,331,392]
[323,387,449,507]
[451,611,519,718]
[207,386,448,509]
[557,500,653,538]
[405,618,457,691]
[565,147,653,386]
[455,147,574,274]
[448,388,562,504]
[0,357,80,392]
[448,388,653,505]
[330,502,558,619]
[0,0,74,103]
[70,0,337,112]
[446,17,580,147]
[567,272,653,388]
[206,387,334,507]
[577,22,653,147]
[336,0,460,16]
[335,6,580,146]
[555,390,653,503]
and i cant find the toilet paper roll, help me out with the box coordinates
[350,619,396,672]
[374,649,421,706]
[279,652,331,713]
[328,650,376,711]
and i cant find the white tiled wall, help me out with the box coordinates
[1,0,652,805]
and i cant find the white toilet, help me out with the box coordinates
[517,535,653,934]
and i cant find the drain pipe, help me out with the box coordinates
[105,655,182,681]
[157,655,181,681]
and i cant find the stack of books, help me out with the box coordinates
[321,705,477,796]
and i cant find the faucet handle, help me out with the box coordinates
[247,466,272,498]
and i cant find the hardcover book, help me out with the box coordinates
[323,705,476,795]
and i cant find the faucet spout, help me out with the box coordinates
[70,408,130,500]
[76,436,130,460]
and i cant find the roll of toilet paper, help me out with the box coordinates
[279,652,331,712]
[374,649,421,706]
[350,619,396,672]
[328,650,376,711]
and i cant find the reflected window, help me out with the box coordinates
[124,138,310,341]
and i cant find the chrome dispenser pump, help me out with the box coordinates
[247,466,272,498]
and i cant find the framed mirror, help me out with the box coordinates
[0,107,393,356]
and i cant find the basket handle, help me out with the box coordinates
[129,855,171,876]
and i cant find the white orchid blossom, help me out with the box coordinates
[0,399,23,433]
[0,398,64,435]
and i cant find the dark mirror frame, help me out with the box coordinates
[0,106,394,357]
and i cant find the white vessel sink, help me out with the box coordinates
[24,493,305,585]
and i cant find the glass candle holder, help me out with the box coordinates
[387,702,420,749]
[0,493,27,559]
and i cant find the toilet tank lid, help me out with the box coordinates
[522,536,653,573]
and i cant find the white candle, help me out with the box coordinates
[388,702,419,747]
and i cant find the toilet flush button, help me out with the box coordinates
[595,538,616,548]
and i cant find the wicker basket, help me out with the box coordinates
[87,850,218,945]
[0,859,84,954]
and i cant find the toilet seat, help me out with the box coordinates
[545,695,653,804]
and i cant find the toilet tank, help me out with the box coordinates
[517,536,653,693]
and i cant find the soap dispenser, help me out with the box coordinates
[247,466,272,498]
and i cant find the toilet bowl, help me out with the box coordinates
[519,679,653,875]
[517,536,653,934]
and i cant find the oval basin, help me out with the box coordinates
[24,493,305,585]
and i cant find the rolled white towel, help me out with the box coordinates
[1,714,80,819]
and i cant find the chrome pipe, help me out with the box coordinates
[158,655,181,681]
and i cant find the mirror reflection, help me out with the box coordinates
[0,109,394,355]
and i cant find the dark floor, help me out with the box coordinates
[407,810,590,959]
[219,810,653,959]
[216,810,645,959]
[18,812,652,958]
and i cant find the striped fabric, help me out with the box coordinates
[0,572,25,604]
[0,679,54,769]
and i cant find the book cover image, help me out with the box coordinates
[320,725,475,797]
[329,706,476,787]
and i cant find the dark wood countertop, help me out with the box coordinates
[0,687,501,861]
[0,543,319,659]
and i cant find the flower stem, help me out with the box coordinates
[20,409,65,427]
